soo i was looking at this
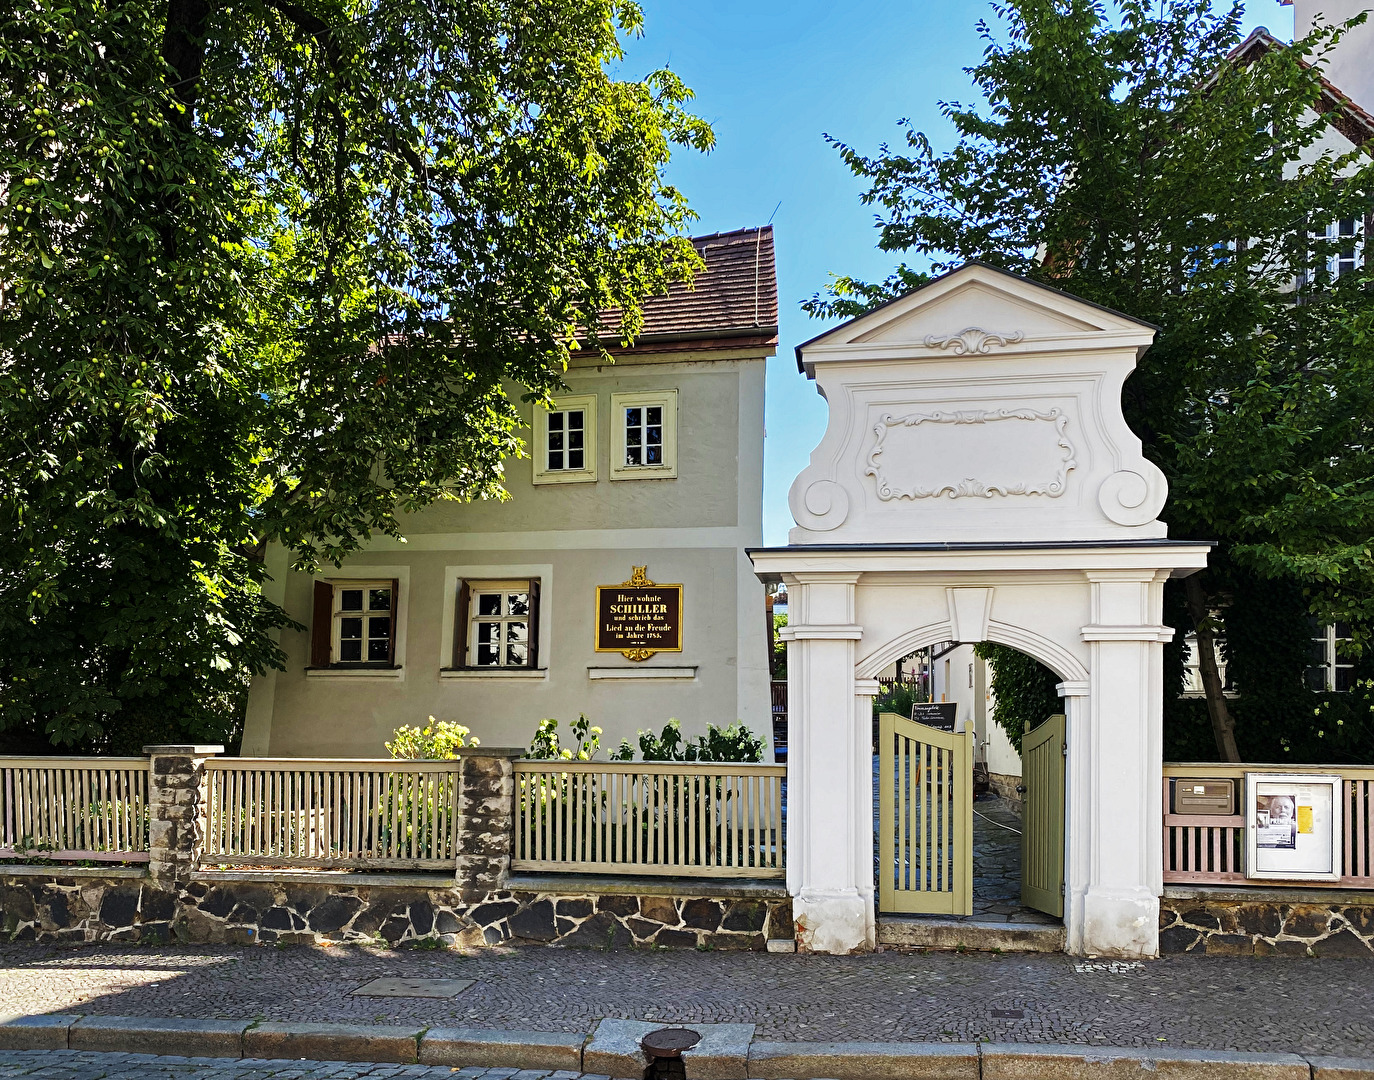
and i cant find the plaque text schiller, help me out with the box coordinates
[596,567,682,659]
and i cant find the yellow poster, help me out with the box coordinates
[1297,804,1314,834]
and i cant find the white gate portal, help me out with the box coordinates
[751,263,1209,958]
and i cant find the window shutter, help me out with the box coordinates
[454,580,471,667]
[310,581,333,668]
[527,579,542,670]
[387,578,399,667]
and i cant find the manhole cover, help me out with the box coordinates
[641,1027,702,1059]
[991,1009,1024,1019]
[350,978,475,999]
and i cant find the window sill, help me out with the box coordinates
[532,471,597,485]
[306,666,404,680]
[587,665,696,680]
[440,668,548,681]
[609,468,677,481]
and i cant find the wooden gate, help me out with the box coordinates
[877,712,973,915]
[1021,713,1066,917]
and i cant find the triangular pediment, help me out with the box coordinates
[796,262,1155,366]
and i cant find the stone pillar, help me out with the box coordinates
[1073,570,1175,958]
[455,747,523,901]
[144,744,223,884]
[780,572,871,955]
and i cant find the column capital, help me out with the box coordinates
[1080,625,1174,642]
[780,624,864,641]
[783,571,864,586]
[1056,680,1091,698]
[854,678,881,697]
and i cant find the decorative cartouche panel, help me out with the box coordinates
[788,264,1168,544]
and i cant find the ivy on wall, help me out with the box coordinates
[972,643,1061,753]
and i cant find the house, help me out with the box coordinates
[241,226,778,759]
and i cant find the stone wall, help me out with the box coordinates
[1159,891,1374,956]
[0,871,792,951]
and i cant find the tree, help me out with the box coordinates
[808,0,1374,761]
[0,0,711,751]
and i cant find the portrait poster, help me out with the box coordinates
[1244,773,1342,882]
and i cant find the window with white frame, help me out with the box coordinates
[1326,218,1363,280]
[532,394,596,484]
[1181,631,1234,698]
[1307,621,1355,692]
[455,579,540,668]
[610,389,677,479]
[310,580,397,667]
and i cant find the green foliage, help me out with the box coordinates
[771,613,788,679]
[0,0,711,749]
[610,718,766,762]
[527,714,603,761]
[811,0,1374,755]
[873,679,926,719]
[385,718,477,759]
[973,644,1060,754]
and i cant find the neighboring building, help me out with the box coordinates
[242,227,778,759]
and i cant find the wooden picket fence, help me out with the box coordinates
[200,759,462,869]
[512,760,785,878]
[1163,763,1374,887]
[0,757,151,861]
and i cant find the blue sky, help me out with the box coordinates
[617,0,1294,545]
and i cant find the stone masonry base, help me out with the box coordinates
[1159,886,1374,956]
[0,870,792,950]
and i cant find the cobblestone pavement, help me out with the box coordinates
[0,1051,610,1080]
[2,942,1373,1055]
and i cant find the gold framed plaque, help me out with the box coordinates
[595,566,683,662]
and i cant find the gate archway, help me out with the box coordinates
[750,262,1210,958]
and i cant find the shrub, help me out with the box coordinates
[610,718,765,762]
[385,719,477,759]
[526,714,602,761]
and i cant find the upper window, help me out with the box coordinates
[310,580,397,668]
[610,389,678,480]
[532,394,597,485]
[1181,631,1235,698]
[1326,218,1363,281]
[1307,621,1354,693]
[455,579,541,669]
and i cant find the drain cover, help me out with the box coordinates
[351,978,474,999]
[641,1027,702,1059]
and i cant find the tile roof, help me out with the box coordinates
[1228,27,1374,146]
[598,226,778,354]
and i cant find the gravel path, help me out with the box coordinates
[1,943,1372,1055]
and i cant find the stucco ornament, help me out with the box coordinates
[923,327,1025,354]
[865,407,1076,500]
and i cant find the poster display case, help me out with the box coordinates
[1244,772,1343,882]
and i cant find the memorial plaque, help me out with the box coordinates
[596,565,682,661]
[910,702,958,731]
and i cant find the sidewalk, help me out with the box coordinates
[1,942,1372,1057]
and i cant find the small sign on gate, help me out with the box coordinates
[910,702,957,731]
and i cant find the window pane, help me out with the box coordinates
[626,407,641,427]
[626,426,641,446]
[508,594,529,617]
[1335,666,1355,692]
[339,639,362,662]
[626,446,642,466]
[549,413,563,432]
[1335,621,1352,639]
[477,642,499,665]
[507,620,527,642]
[567,410,582,430]
[340,589,363,611]
[340,617,362,639]
[368,616,390,641]
[569,449,583,470]
[647,406,661,425]
[647,425,661,446]
[548,450,563,470]
[1305,666,1328,691]
[549,430,564,451]
[367,638,390,662]
[477,622,497,643]
[1309,640,1328,665]
[506,641,528,667]
[477,593,501,616]
[646,445,661,464]
[568,430,583,450]
[368,588,391,612]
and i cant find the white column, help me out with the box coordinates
[780,571,870,954]
[1075,570,1174,958]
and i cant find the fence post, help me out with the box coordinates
[455,747,523,901]
[144,744,223,884]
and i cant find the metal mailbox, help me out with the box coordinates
[1173,779,1236,816]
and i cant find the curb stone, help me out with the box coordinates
[69,1016,250,1058]
[0,1013,1369,1080]
[979,1044,1311,1080]
[747,1039,980,1080]
[244,1021,424,1063]
[419,1027,587,1071]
